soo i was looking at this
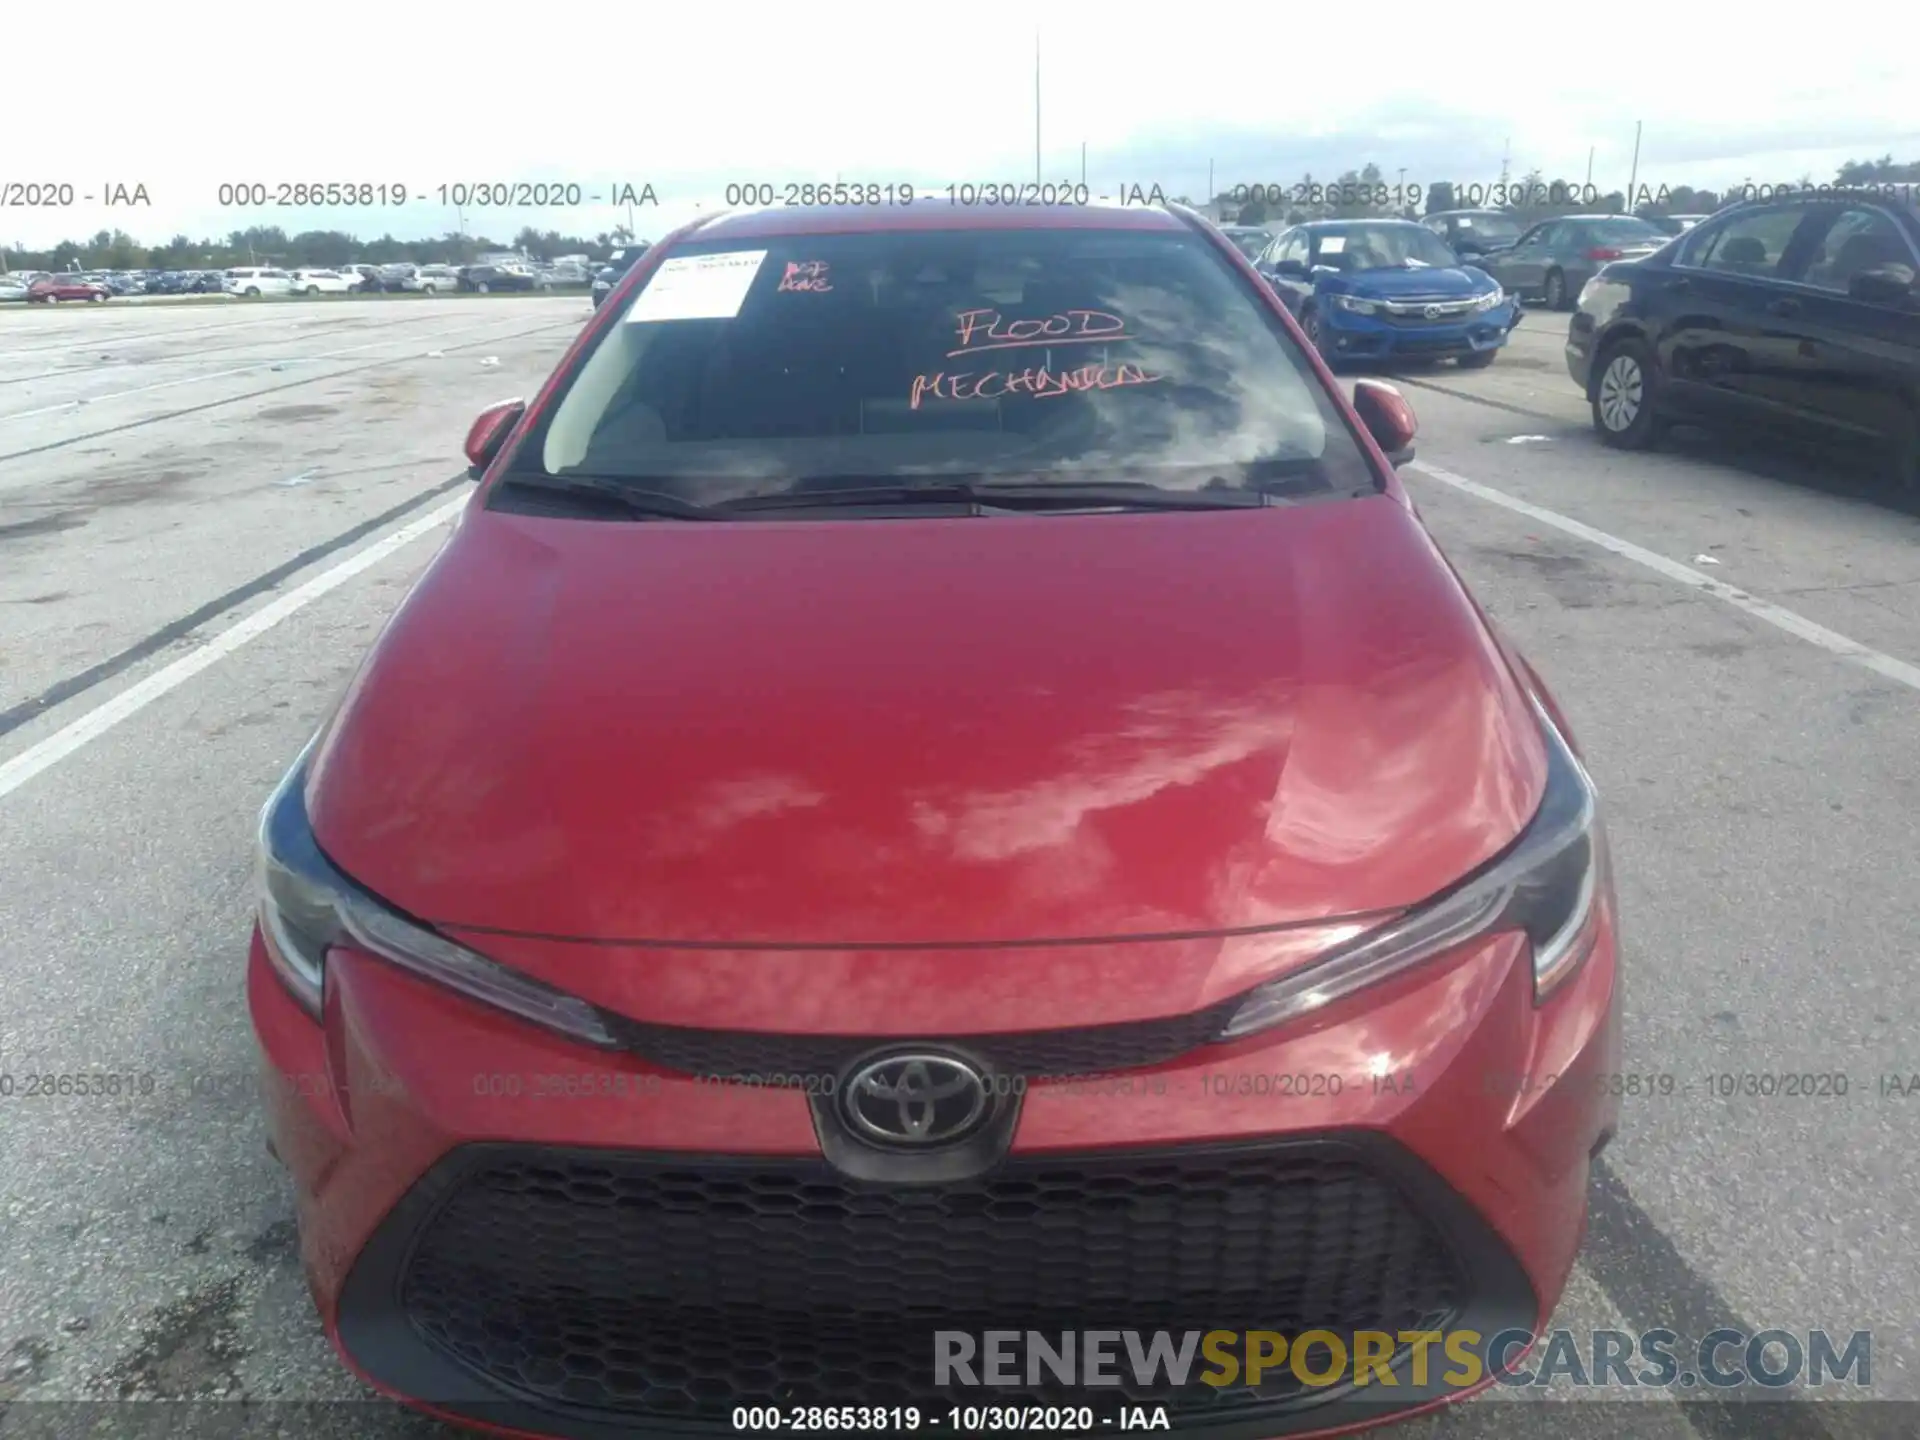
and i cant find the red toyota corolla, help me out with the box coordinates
[250,201,1621,1438]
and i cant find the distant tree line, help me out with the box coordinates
[1218,155,1918,228]
[2,223,644,274]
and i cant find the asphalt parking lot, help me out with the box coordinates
[1,298,1916,1440]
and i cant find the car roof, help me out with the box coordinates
[688,202,1190,242]
[1295,217,1427,230]
[1713,193,1919,218]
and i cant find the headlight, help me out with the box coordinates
[1474,286,1507,311]
[1220,695,1604,1040]
[1331,294,1378,315]
[254,747,619,1046]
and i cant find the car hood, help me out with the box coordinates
[309,497,1545,967]
[1326,266,1487,299]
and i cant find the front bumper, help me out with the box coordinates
[1565,312,1599,393]
[252,896,1620,1439]
[1318,301,1520,361]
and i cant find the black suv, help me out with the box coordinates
[1567,194,1920,486]
[590,244,650,308]
[1422,208,1527,259]
[459,264,540,294]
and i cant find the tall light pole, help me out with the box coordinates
[1081,141,1087,187]
[1034,32,1042,185]
[1626,121,1643,211]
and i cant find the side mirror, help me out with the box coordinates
[1351,379,1418,468]
[464,399,526,480]
[1270,259,1308,279]
[1849,263,1917,306]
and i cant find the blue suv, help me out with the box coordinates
[1252,218,1520,368]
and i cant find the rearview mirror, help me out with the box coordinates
[1849,263,1917,306]
[464,399,526,480]
[1351,379,1418,467]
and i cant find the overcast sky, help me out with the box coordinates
[4,3,1916,251]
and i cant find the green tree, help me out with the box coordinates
[1508,169,1545,216]
[1424,181,1456,215]
[1329,166,1388,218]
[1838,155,1920,183]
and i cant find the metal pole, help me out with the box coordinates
[1626,122,1642,211]
[1034,33,1042,185]
[1208,160,1214,209]
[1586,147,1594,187]
[1081,141,1087,187]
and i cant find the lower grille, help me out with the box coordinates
[1385,311,1474,328]
[341,1139,1534,1435]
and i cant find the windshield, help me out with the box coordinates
[513,227,1377,506]
[1588,217,1667,244]
[1225,229,1271,260]
[1455,212,1523,241]
[1316,225,1461,271]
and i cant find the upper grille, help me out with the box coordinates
[398,1142,1470,1428]
[599,998,1242,1081]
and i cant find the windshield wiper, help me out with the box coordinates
[498,472,728,521]
[718,481,1275,514]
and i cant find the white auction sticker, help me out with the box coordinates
[625,250,768,323]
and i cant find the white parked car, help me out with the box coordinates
[0,276,29,302]
[414,264,460,294]
[224,266,296,297]
[291,269,355,296]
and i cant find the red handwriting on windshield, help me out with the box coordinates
[949,308,1130,356]
[909,362,1163,409]
[777,260,833,292]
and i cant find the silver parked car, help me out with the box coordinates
[1470,214,1671,310]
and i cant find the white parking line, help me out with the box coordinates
[1409,459,1920,693]
[0,492,469,803]
[0,312,305,359]
[0,315,533,423]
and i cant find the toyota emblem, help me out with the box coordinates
[1424,304,1443,318]
[841,1052,990,1147]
